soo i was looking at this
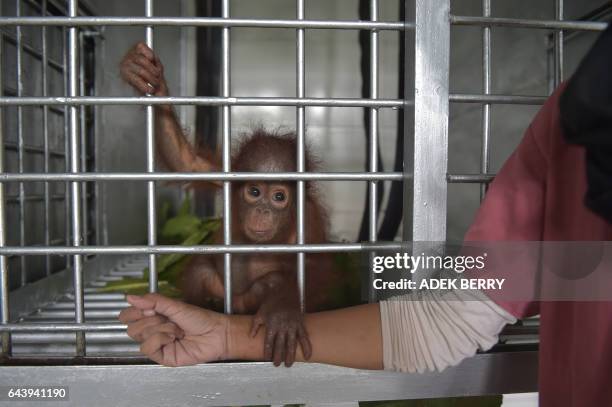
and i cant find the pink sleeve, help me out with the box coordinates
[464,92,557,318]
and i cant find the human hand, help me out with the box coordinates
[119,293,229,366]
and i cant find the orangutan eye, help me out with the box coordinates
[273,191,286,202]
[249,186,261,197]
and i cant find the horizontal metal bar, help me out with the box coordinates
[447,173,495,183]
[4,355,148,364]
[6,236,91,259]
[0,242,406,255]
[0,323,125,332]
[6,193,85,203]
[449,93,546,105]
[2,89,68,116]
[108,270,145,277]
[19,318,121,324]
[5,141,67,158]
[2,94,546,107]
[10,344,139,354]
[451,15,607,31]
[11,332,131,343]
[558,3,612,44]
[0,96,405,108]
[28,310,120,319]
[82,293,126,301]
[46,301,128,309]
[0,16,409,30]
[0,172,405,182]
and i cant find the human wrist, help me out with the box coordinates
[154,85,172,114]
[226,315,263,361]
[154,103,174,115]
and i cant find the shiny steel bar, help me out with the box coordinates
[222,0,232,314]
[368,0,379,303]
[449,93,546,105]
[296,0,306,311]
[447,173,495,183]
[6,193,77,203]
[63,25,71,280]
[16,0,27,287]
[78,32,88,247]
[42,0,52,276]
[0,96,404,108]
[451,15,607,31]
[0,172,405,182]
[0,323,126,332]
[554,0,564,86]
[0,16,408,30]
[413,0,450,241]
[68,0,86,356]
[6,238,66,260]
[0,93,548,107]
[480,0,491,199]
[0,242,407,256]
[92,67,102,247]
[0,38,11,356]
[145,0,157,293]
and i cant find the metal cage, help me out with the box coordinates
[0,0,607,405]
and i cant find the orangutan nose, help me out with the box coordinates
[255,207,271,217]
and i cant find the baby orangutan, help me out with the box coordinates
[120,42,336,367]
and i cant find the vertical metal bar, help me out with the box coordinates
[222,0,232,314]
[78,32,88,248]
[63,27,71,272]
[0,37,11,356]
[16,0,27,286]
[145,0,157,293]
[554,0,564,86]
[92,42,101,247]
[367,0,379,303]
[413,0,450,242]
[480,0,491,200]
[93,86,102,247]
[42,0,52,276]
[68,0,85,356]
[296,0,306,312]
[402,0,415,244]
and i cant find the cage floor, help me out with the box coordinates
[9,255,539,357]
[11,257,148,356]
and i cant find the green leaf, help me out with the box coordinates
[160,214,202,243]
[154,223,215,275]
[201,217,222,233]
[97,278,149,292]
[158,201,171,228]
[96,278,182,298]
[178,195,191,216]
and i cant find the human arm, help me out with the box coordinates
[119,291,514,372]
[119,293,384,369]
